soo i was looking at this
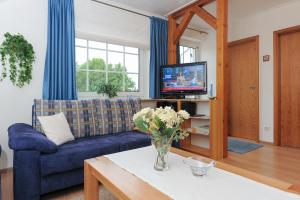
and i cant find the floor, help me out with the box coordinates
[1,144,300,200]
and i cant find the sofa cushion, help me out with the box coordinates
[33,98,141,139]
[94,98,141,135]
[40,131,151,176]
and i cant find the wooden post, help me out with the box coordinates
[211,0,228,160]
[168,15,177,65]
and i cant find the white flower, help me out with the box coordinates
[133,107,154,122]
[178,110,190,120]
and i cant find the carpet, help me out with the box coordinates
[228,137,263,154]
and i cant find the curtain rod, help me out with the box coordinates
[90,0,208,35]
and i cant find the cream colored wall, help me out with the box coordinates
[229,1,300,142]
[0,0,153,169]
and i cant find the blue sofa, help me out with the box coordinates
[8,98,151,200]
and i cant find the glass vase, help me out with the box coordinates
[152,137,172,171]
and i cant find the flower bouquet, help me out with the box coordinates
[133,107,190,171]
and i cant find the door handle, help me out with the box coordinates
[249,86,256,90]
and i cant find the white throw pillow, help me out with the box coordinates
[37,112,75,145]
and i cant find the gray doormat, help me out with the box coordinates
[228,137,263,154]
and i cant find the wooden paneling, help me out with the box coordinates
[228,36,259,141]
[278,28,300,148]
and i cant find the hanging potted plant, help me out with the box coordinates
[0,32,35,87]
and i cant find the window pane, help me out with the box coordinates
[125,54,139,73]
[89,71,106,92]
[108,73,124,91]
[89,41,106,49]
[108,44,123,52]
[76,47,87,68]
[125,46,138,54]
[183,47,191,63]
[76,38,87,47]
[126,74,138,92]
[108,52,124,72]
[88,49,106,71]
[191,48,196,62]
[76,70,87,92]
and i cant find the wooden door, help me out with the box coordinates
[278,29,300,148]
[228,36,259,141]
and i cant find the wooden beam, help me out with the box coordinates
[210,0,228,160]
[174,10,195,45]
[172,0,215,19]
[168,15,177,64]
[193,6,217,30]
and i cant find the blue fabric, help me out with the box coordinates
[9,123,151,199]
[149,17,168,98]
[41,168,83,195]
[8,123,57,154]
[13,150,41,200]
[40,131,151,176]
[228,137,263,154]
[43,0,77,100]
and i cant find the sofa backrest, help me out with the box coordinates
[32,98,141,139]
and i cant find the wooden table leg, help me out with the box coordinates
[84,162,99,200]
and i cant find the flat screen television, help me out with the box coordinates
[160,62,207,97]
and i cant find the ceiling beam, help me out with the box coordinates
[193,6,217,30]
[174,11,195,44]
[171,0,215,19]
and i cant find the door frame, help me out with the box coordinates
[273,25,300,146]
[228,35,260,142]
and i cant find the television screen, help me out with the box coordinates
[161,62,207,95]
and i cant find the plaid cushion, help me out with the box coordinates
[95,98,141,135]
[32,98,141,139]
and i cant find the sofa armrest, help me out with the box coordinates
[8,123,57,154]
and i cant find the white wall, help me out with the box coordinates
[230,1,300,142]
[0,0,152,169]
[0,0,47,169]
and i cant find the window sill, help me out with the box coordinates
[78,92,146,99]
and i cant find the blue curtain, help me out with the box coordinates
[43,0,77,100]
[149,17,168,99]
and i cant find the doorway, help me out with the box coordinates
[228,36,259,141]
[274,25,300,148]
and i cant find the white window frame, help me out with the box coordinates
[179,45,197,64]
[75,37,141,94]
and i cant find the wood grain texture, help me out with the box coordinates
[167,15,177,65]
[2,145,300,199]
[85,157,172,200]
[279,29,300,148]
[171,0,215,19]
[174,10,195,44]
[228,36,259,141]
[211,0,228,160]
[193,6,217,29]
[222,143,300,194]
[273,26,300,145]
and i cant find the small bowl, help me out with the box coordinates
[183,157,216,176]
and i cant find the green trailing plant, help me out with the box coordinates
[0,32,35,87]
[97,82,120,98]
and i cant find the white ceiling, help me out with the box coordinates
[108,0,295,30]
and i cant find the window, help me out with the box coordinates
[75,38,139,92]
[179,46,196,64]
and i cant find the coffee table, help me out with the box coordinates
[84,147,299,200]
